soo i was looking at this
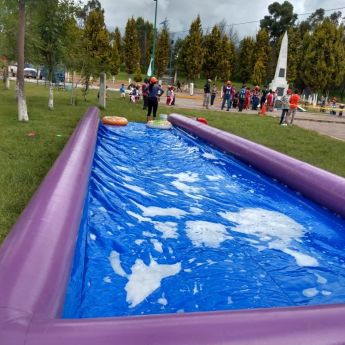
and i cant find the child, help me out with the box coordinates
[119,84,126,99]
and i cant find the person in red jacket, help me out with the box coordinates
[287,90,300,125]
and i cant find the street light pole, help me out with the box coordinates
[151,0,158,76]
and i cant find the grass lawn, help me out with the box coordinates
[1,82,345,243]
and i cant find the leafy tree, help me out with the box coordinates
[81,6,111,99]
[218,35,236,82]
[182,15,204,81]
[114,27,123,64]
[155,27,170,77]
[299,8,325,35]
[203,25,222,79]
[136,17,153,72]
[109,32,120,76]
[301,19,345,94]
[238,37,255,83]
[123,17,140,75]
[34,0,75,109]
[286,27,302,86]
[260,1,297,42]
[252,29,271,85]
[133,63,142,82]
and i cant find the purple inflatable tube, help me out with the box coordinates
[0,109,345,345]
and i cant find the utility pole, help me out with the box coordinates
[151,0,158,76]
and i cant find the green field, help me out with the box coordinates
[1,81,345,243]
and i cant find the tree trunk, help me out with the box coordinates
[48,81,54,110]
[17,0,29,121]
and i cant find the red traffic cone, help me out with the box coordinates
[259,103,266,116]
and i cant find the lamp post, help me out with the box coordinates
[151,0,158,76]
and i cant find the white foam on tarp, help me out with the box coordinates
[136,203,187,218]
[322,290,332,296]
[171,181,201,195]
[227,296,233,304]
[123,175,134,182]
[135,239,144,246]
[184,268,192,272]
[125,258,181,308]
[116,165,131,172]
[103,276,112,283]
[160,189,178,196]
[127,211,151,223]
[151,239,163,253]
[143,231,155,238]
[206,175,224,181]
[98,207,107,212]
[154,221,179,239]
[303,288,319,298]
[164,172,199,183]
[202,152,217,160]
[282,248,319,267]
[158,297,168,306]
[193,282,199,294]
[109,251,127,278]
[219,208,319,267]
[186,220,232,248]
[123,183,152,197]
[89,233,96,241]
[189,207,203,215]
[315,273,327,284]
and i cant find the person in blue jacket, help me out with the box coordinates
[145,77,164,122]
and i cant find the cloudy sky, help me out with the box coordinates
[89,0,344,38]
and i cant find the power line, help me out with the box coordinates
[171,6,345,35]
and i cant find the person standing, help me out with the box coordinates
[221,81,232,111]
[238,85,246,112]
[210,83,218,106]
[279,89,291,125]
[145,77,164,122]
[286,89,300,125]
[203,79,211,109]
[260,85,269,109]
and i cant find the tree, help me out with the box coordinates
[133,63,142,82]
[81,6,111,99]
[114,27,123,64]
[203,26,222,79]
[260,1,297,42]
[218,35,236,82]
[155,27,170,77]
[34,0,75,109]
[301,19,345,94]
[238,37,255,83]
[109,33,120,77]
[17,0,29,121]
[252,29,271,85]
[286,27,302,86]
[136,17,153,72]
[123,17,140,75]
[182,15,204,81]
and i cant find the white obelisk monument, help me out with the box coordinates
[269,31,289,97]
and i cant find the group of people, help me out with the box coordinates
[203,79,301,125]
[120,78,179,121]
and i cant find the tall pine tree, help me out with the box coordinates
[238,37,255,83]
[301,19,345,93]
[123,17,140,75]
[182,15,204,81]
[155,27,170,77]
[252,29,271,86]
[203,25,222,80]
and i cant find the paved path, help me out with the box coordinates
[173,93,345,141]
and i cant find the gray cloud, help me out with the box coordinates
[87,0,344,37]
